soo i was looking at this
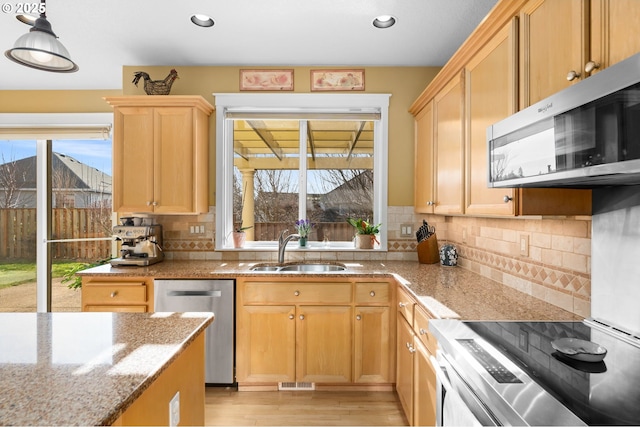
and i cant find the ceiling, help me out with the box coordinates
[0,0,498,91]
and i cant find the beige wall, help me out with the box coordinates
[120,66,440,206]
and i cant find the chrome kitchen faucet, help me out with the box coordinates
[278,229,300,263]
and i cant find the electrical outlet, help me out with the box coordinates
[519,234,529,257]
[518,330,529,351]
[169,391,180,427]
[400,224,412,237]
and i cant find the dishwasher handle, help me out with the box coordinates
[166,290,222,297]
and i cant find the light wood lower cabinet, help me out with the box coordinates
[396,286,438,426]
[112,333,205,426]
[236,278,395,389]
[82,277,153,312]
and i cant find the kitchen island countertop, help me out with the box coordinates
[0,312,213,426]
[78,260,580,321]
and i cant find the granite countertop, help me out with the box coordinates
[0,312,213,426]
[79,260,579,321]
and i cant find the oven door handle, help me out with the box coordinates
[430,355,454,392]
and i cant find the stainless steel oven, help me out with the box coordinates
[430,352,496,426]
[430,319,640,426]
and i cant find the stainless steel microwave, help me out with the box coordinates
[488,51,640,188]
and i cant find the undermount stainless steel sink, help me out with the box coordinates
[250,263,346,272]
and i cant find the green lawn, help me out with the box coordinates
[0,262,88,289]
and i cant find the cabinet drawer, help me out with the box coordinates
[355,282,390,305]
[243,282,352,304]
[414,305,437,355]
[396,286,415,325]
[83,282,147,304]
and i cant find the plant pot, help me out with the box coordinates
[355,234,375,249]
[299,237,307,247]
[232,232,246,248]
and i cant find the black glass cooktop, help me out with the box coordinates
[465,321,640,426]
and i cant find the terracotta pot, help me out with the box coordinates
[355,234,375,249]
[232,232,246,248]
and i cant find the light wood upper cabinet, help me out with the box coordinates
[433,73,465,215]
[414,101,435,214]
[521,0,640,108]
[106,96,213,214]
[520,0,588,107]
[590,0,640,72]
[465,20,518,216]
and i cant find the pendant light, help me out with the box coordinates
[4,0,78,72]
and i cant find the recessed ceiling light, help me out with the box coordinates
[16,14,37,26]
[191,14,214,28]
[372,15,396,29]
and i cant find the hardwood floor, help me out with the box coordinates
[205,387,409,426]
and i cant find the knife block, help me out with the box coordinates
[417,234,439,264]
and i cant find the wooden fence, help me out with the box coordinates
[253,222,355,242]
[0,208,111,262]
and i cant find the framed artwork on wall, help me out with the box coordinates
[239,69,294,91]
[310,69,365,91]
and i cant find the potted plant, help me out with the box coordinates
[232,223,252,248]
[347,218,381,249]
[294,219,314,247]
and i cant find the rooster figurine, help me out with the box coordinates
[132,69,179,95]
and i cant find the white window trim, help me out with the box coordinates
[213,93,390,251]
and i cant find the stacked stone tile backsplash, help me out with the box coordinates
[154,206,591,317]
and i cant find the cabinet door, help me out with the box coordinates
[414,101,435,213]
[520,0,588,107]
[413,338,437,427]
[396,317,414,424]
[434,74,465,215]
[354,306,392,383]
[112,107,155,213]
[236,305,296,383]
[590,0,640,72]
[466,21,518,216]
[296,305,352,383]
[153,107,196,214]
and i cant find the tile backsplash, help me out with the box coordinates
[152,206,591,317]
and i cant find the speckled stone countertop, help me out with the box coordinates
[79,260,580,321]
[0,312,213,426]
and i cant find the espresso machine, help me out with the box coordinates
[111,224,164,266]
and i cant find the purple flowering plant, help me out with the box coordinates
[294,219,314,237]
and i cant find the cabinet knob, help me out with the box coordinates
[408,345,416,354]
[110,291,118,298]
[299,314,305,320]
[419,328,427,335]
[356,314,362,321]
[294,290,300,296]
[146,201,152,206]
[152,201,158,206]
[369,291,376,297]
[426,201,435,206]
[503,195,513,203]
[289,314,294,320]
[585,61,600,74]
[399,302,406,308]
[566,70,581,81]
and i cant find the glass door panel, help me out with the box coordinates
[0,140,37,312]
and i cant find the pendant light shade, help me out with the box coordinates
[4,3,78,73]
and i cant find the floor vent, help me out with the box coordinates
[278,381,316,391]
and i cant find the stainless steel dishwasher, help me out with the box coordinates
[154,279,234,384]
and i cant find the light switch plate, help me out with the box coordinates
[400,223,412,237]
[519,234,529,257]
